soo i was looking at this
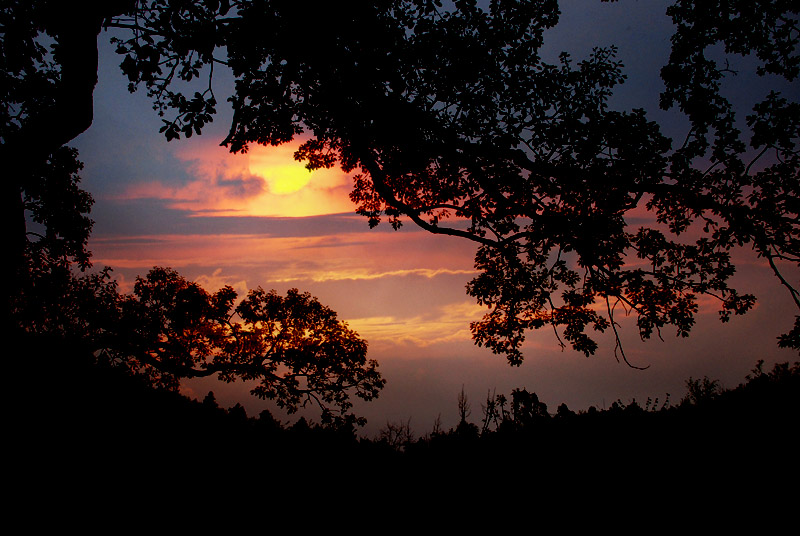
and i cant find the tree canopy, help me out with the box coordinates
[2,0,386,423]
[13,262,384,425]
[4,0,799,384]
[110,267,384,425]
[107,0,800,361]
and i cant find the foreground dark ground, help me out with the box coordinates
[10,333,799,506]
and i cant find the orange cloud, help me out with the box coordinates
[347,301,487,349]
[118,138,354,217]
[90,228,478,283]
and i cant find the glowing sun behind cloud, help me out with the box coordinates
[120,138,355,217]
[248,146,313,195]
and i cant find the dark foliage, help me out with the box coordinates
[9,332,369,492]
[104,0,799,360]
[393,360,800,498]
[13,347,796,498]
[4,1,798,366]
[12,265,384,425]
[4,5,799,497]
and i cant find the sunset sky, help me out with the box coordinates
[72,0,798,435]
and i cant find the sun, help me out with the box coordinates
[156,138,354,217]
[239,141,354,216]
[248,145,313,195]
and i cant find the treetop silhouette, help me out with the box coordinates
[16,264,384,425]
[109,267,383,425]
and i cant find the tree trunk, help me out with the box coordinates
[4,1,134,325]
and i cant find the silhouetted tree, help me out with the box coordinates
[509,388,549,429]
[105,267,384,425]
[227,402,248,423]
[109,0,800,358]
[5,1,798,361]
[256,408,283,434]
[480,389,501,435]
[457,384,471,425]
[201,390,219,409]
[2,1,133,320]
[431,413,443,437]
[12,262,120,348]
[377,418,415,452]
[496,393,509,423]
[453,384,479,438]
[13,261,384,424]
[555,402,575,419]
[682,376,723,406]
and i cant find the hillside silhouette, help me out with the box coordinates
[12,331,798,496]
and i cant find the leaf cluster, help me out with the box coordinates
[22,146,94,270]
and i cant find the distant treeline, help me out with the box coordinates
[13,332,798,486]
